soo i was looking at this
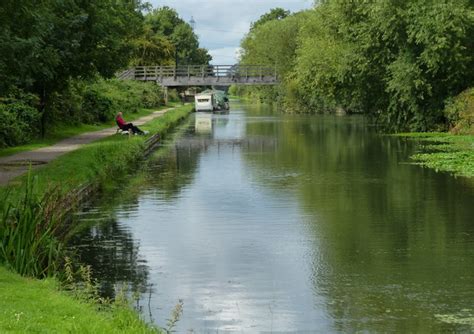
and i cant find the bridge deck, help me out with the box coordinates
[118,65,278,87]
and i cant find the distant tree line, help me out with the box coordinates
[237,1,474,132]
[0,1,210,147]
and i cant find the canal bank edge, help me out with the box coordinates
[0,105,193,333]
[52,105,194,222]
[1,104,193,202]
[0,266,159,333]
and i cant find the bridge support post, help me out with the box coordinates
[163,86,169,105]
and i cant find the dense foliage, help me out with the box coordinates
[0,0,143,100]
[49,79,164,125]
[131,6,212,66]
[250,7,290,31]
[0,92,40,147]
[239,1,474,131]
[0,2,209,148]
[444,88,474,134]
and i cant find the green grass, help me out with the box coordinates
[1,105,193,200]
[0,105,192,333]
[0,104,177,158]
[395,132,474,177]
[1,174,63,278]
[0,266,159,333]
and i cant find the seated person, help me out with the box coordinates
[115,112,148,135]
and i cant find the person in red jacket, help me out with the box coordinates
[115,112,147,135]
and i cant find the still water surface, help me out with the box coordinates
[70,101,474,332]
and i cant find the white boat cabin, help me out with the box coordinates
[195,93,217,112]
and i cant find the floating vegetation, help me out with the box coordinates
[396,133,474,178]
[435,309,474,330]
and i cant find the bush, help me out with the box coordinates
[0,79,165,147]
[81,79,164,123]
[48,81,87,125]
[48,79,165,126]
[444,88,474,135]
[82,86,115,123]
[167,88,180,103]
[0,99,40,148]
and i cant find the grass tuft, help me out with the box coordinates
[0,173,63,278]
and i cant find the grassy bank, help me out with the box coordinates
[2,105,193,199]
[397,133,474,178]
[0,105,192,332]
[0,267,158,333]
[0,104,177,158]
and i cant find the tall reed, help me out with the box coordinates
[0,173,63,277]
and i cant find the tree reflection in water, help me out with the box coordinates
[243,112,474,332]
[68,218,149,299]
[68,121,203,300]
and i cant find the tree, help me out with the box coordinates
[240,11,309,103]
[251,8,290,31]
[0,0,144,134]
[130,26,175,66]
[140,6,212,65]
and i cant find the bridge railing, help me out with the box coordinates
[132,65,277,80]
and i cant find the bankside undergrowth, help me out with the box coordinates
[0,173,63,278]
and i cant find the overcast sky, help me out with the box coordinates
[149,0,313,64]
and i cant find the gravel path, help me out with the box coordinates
[0,108,171,186]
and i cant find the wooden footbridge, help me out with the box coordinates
[118,65,278,87]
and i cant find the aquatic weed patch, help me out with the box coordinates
[435,309,474,331]
[412,151,474,177]
[396,133,474,177]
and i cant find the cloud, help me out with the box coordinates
[149,0,313,64]
[208,47,241,65]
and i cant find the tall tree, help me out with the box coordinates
[251,7,290,31]
[240,0,474,131]
[0,0,144,134]
[140,6,212,65]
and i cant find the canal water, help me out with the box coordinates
[69,101,474,333]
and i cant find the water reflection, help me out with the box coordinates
[243,111,474,332]
[69,102,474,332]
[195,113,213,134]
[69,216,149,298]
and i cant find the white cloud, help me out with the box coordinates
[208,47,240,65]
[149,0,313,64]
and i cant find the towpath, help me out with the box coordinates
[0,108,172,186]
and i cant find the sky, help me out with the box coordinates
[149,0,313,64]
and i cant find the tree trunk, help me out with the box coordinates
[39,85,48,138]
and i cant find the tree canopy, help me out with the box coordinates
[131,6,212,66]
[250,7,290,31]
[0,1,211,144]
[239,1,474,131]
[0,0,143,96]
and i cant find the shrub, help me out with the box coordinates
[0,99,40,148]
[81,79,164,124]
[82,86,115,123]
[0,79,165,147]
[166,88,180,103]
[48,81,86,125]
[444,88,474,135]
[47,79,164,126]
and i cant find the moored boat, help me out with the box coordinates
[194,90,229,112]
